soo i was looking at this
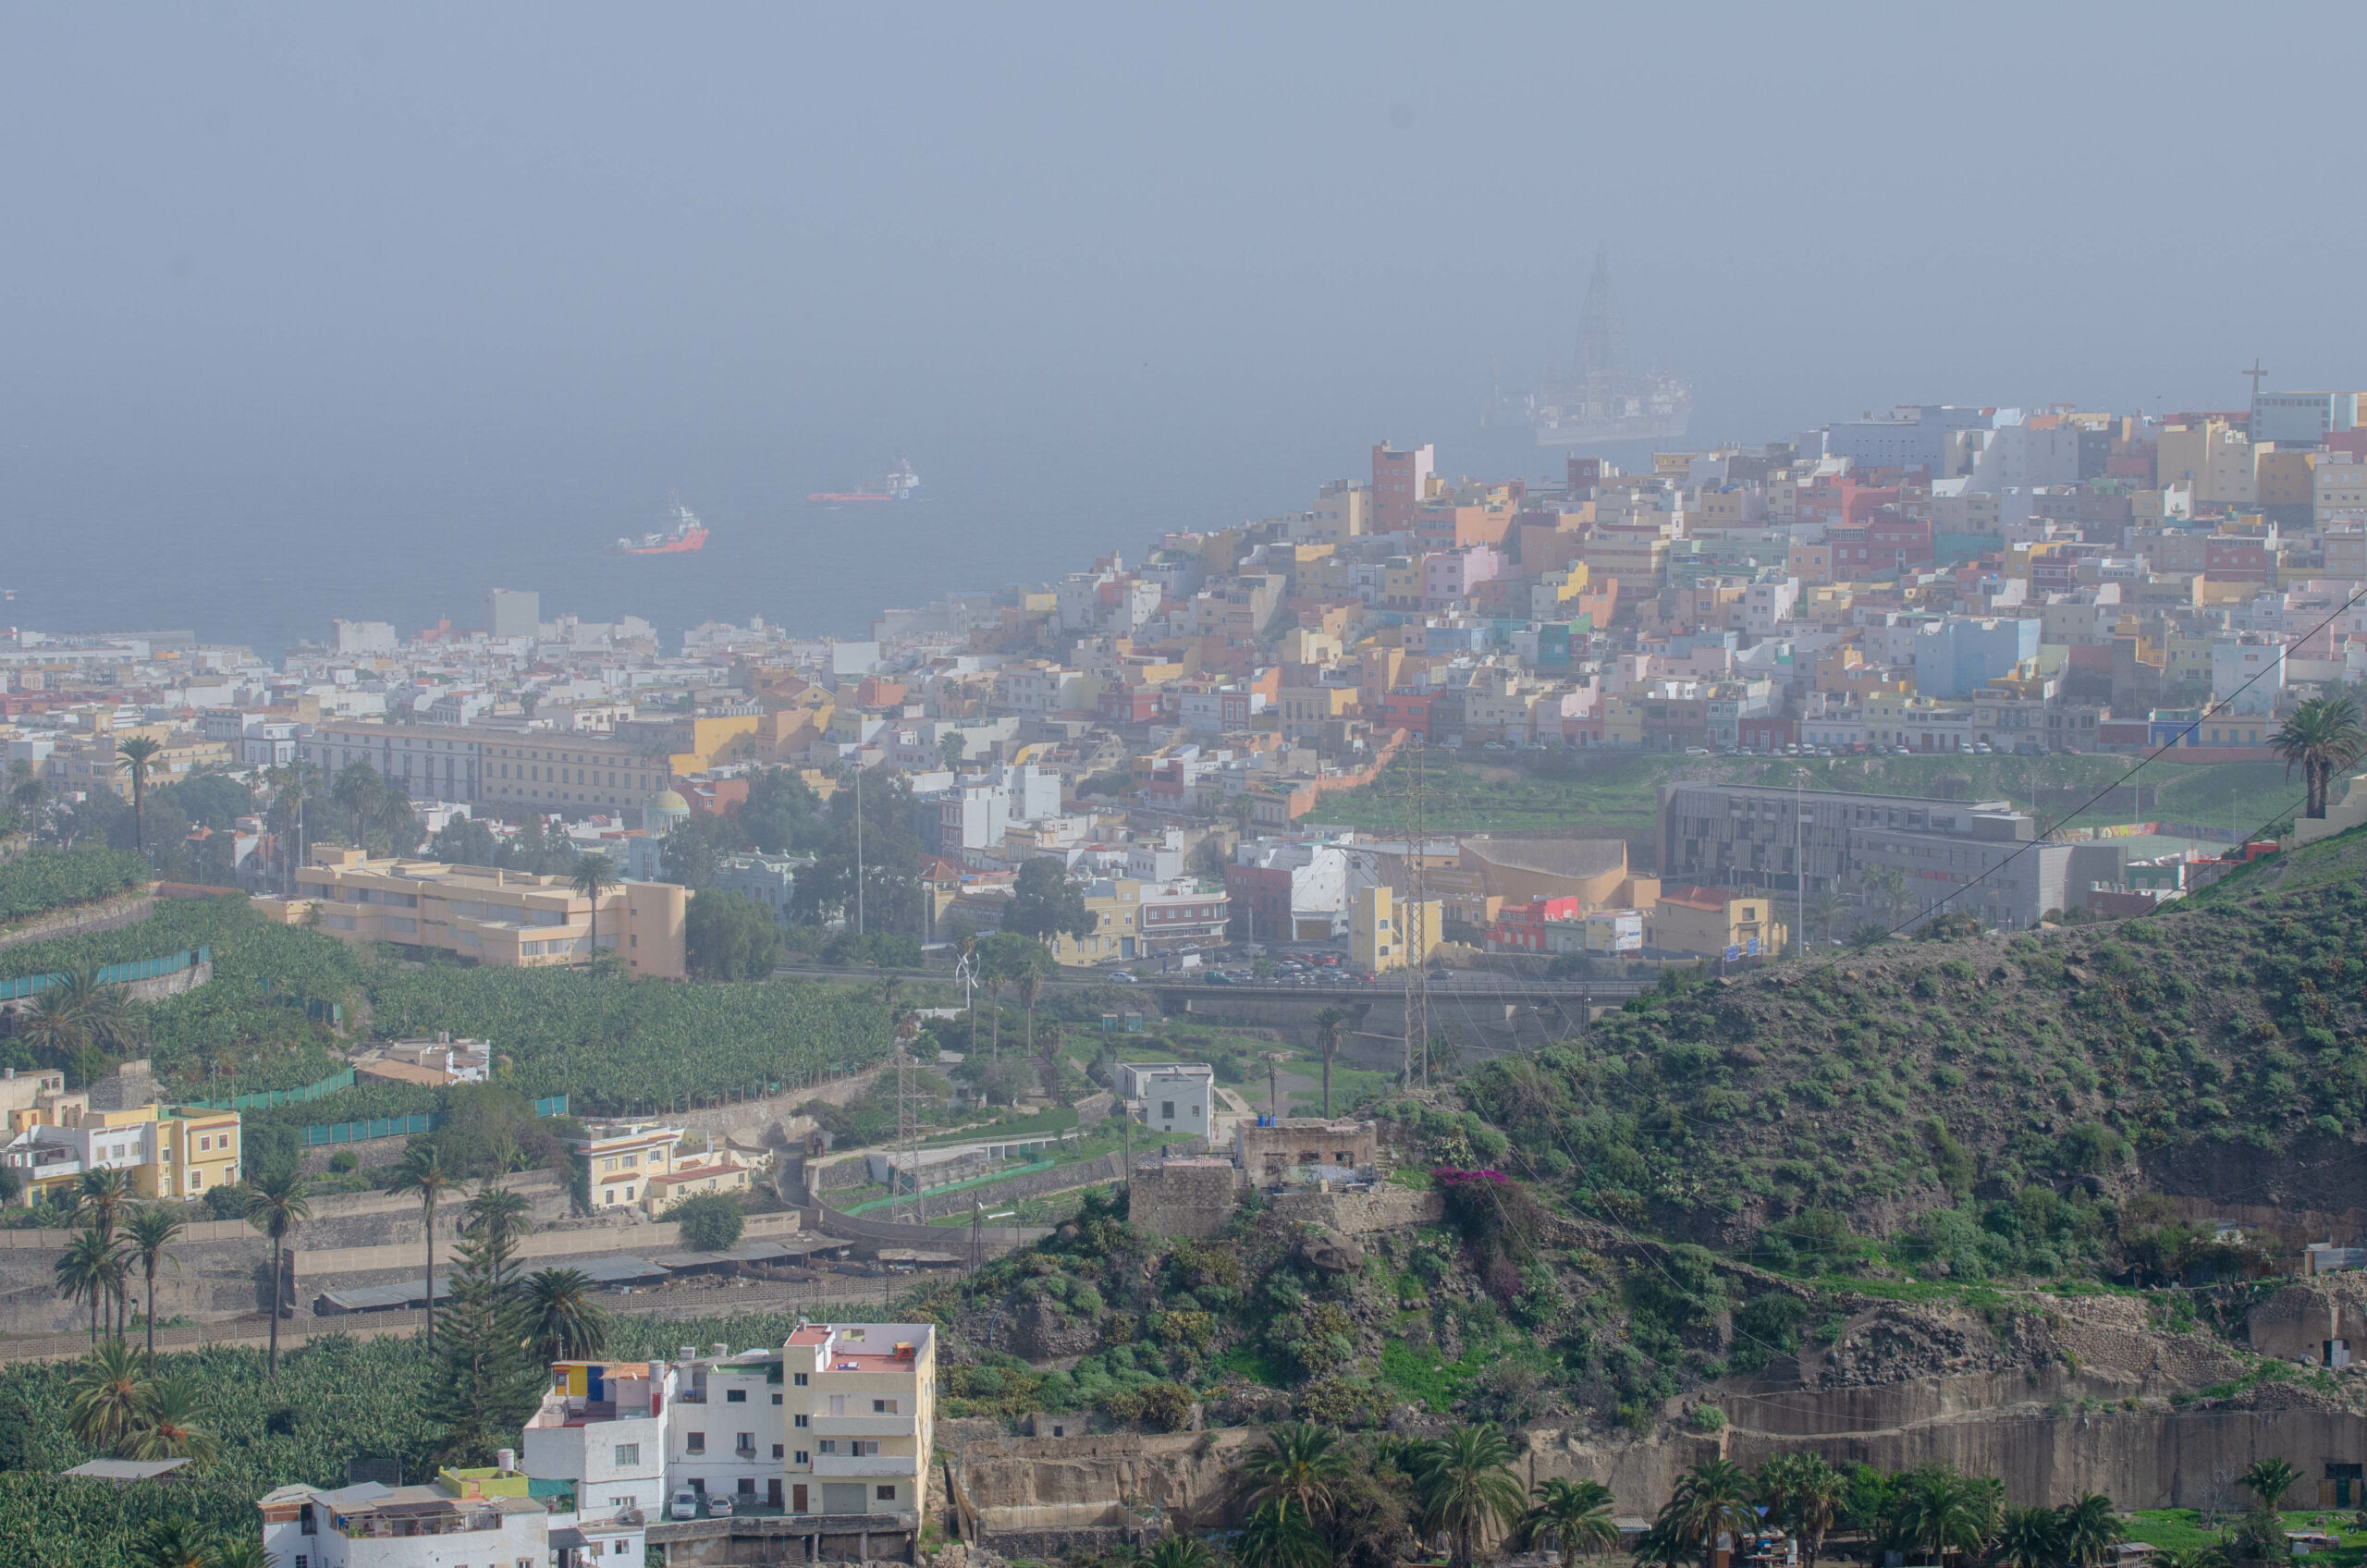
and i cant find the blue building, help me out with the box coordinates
[1914,617,2040,698]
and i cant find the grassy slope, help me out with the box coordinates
[1312,750,2299,840]
[1454,824,2367,1269]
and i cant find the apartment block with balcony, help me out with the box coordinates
[255,846,687,978]
[783,1323,935,1522]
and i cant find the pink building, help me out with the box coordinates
[1372,442,1436,533]
[1423,545,1504,609]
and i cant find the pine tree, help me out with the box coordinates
[422,1207,545,1464]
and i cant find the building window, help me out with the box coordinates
[727,1389,747,1403]
[614,1443,640,1466]
[877,1485,898,1501]
[687,1433,705,1453]
[793,1373,808,1386]
[872,1399,897,1415]
[794,1414,809,1428]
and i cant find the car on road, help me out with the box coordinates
[1203,971,1235,985]
[1108,971,1138,983]
[670,1492,701,1522]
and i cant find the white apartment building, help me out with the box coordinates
[522,1327,935,1538]
[257,1463,575,1568]
[1138,1068,1214,1141]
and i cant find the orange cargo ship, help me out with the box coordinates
[607,502,708,555]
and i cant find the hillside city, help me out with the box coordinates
[8,389,2367,1568]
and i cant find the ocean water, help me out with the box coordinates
[1,416,1588,662]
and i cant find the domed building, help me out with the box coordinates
[646,788,692,838]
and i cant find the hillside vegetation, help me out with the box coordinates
[1454,824,2367,1281]
[0,895,895,1115]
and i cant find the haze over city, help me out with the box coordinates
[6,5,2366,650]
[11,10,2367,1568]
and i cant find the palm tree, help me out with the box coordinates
[1847,922,1891,953]
[570,851,621,966]
[1015,968,1043,1056]
[74,1167,134,1332]
[1238,1422,1350,1523]
[1236,1498,1328,1568]
[2056,1494,2123,1568]
[1995,1506,2062,1568]
[1145,1536,1216,1568]
[206,1540,276,1568]
[113,734,165,854]
[7,757,45,834]
[241,1170,311,1376]
[137,1517,214,1568]
[125,1377,218,1464]
[387,1143,451,1354]
[981,971,1006,1061]
[523,1267,612,1363]
[2241,1458,2298,1512]
[67,1336,150,1452]
[462,1184,533,1251]
[1804,888,1844,945]
[1889,1468,1988,1568]
[1788,1457,1847,1568]
[1312,1009,1349,1117]
[331,760,384,847]
[55,1229,117,1344]
[1412,1424,1527,1568]
[123,1204,187,1366]
[1664,1458,1760,1568]
[2270,696,2365,819]
[1518,1476,1620,1568]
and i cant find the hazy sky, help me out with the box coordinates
[5,5,2364,643]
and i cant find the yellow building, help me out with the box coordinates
[1,1103,239,1204]
[642,1140,766,1216]
[1350,885,1441,974]
[255,846,688,978]
[569,1121,684,1210]
[1650,886,1786,960]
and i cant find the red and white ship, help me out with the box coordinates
[607,502,708,556]
[809,459,922,504]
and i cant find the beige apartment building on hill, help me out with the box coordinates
[254,846,687,977]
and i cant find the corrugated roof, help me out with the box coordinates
[61,1458,190,1480]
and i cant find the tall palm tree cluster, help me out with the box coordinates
[50,1170,184,1357]
[1225,1421,1539,1568]
[1632,1455,2124,1568]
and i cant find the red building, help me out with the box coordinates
[1378,687,1444,739]
[1372,442,1435,533]
[1486,896,1586,952]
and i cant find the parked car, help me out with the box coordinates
[707,1496,734,1518]
[670,1492,701,1522]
